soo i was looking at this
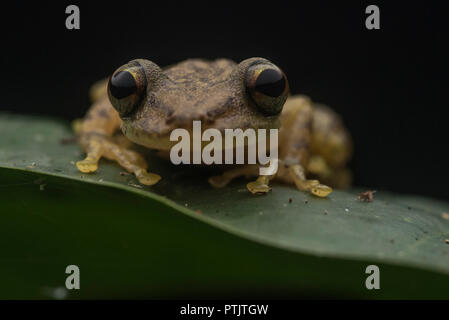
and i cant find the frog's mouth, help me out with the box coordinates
[121,119,177,150]
[121,115,280,152]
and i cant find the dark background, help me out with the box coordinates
[1,1,448,199]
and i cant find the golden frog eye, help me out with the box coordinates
[108,65,147,117]
[245,63,289,116]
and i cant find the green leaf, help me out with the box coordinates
[0,113,449,299]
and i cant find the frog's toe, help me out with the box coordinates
[136,170,161,186]
[76,158,98,173]
[310,184,333,197]
[247,180,272,195]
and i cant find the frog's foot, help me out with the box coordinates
[208,165,259,188]
[134,169,161,186]
[76,134,104,173]
[288,164,332,197]
[247,175,272,195]
[76,157,99,173]
[76,134,161,186]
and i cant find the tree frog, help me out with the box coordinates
[75,57,352,197]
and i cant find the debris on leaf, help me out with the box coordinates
[120,172,130,176]
[39,184,46,191]
[288,198,293,203]
[445,239,449,244]
[128,183,142,189]
[324,210,328,215]
[27,162,36,169]
[441,212,449,220]
[357,190,376,202]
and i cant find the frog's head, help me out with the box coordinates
[107,57,289,150]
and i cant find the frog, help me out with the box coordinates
[74,57,352,197]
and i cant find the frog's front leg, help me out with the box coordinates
[77,134,160,185]
[75,91,160,186]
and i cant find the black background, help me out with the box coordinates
[1,1,448,199]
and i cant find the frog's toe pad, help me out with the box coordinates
[76,159,98,173]
[310,184,333,197]
[208,175,230,188]
[247,181,272,195]
[136,171,161,186]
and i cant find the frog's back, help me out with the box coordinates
[164,58,237,88]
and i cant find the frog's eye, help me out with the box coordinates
[245,64,289,116]
[108,65,147,117]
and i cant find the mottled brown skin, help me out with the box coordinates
[75,57,352,197]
